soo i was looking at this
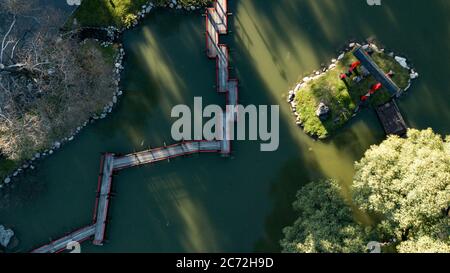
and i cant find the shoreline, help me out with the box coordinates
[0,1,210,189]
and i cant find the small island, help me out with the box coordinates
[287,42,418,139]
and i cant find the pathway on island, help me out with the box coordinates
[31,0,237,253]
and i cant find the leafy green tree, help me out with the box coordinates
[352,129,450,252]
[397,236,450,253]
[281,179,369,253]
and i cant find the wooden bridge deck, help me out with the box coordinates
[214,0,228,34]
[227,79,239,121]
[113,141,222,170]
[375,99,407,136]
[31,225,95,253]
[217,45,229,93]
[93,153,114,245]
[206,0,228,58]
[206,8,219,58]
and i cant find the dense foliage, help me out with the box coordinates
[281,179,368,253]
[282,129,450,253]
[353,129,450,251]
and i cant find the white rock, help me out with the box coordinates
[404,82,411,91]
[68,136,74,141]
[0,225,14,247]
[287,92,295,102]
[35,153,41,159]
[337,53,345,61]
[395,56,410,69]
[4,177,11,184]
[410,70,419,79]
[113,96,118,104]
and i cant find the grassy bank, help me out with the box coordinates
[70,0,211,28]
[294,47,410,139]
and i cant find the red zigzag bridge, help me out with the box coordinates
[31,0,237,253]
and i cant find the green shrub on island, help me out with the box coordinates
[293,46,410,139]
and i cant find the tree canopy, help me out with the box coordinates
[282,129,449,253]
[352,128,450,249]
[281,179,368,253]
[397,236,450,253]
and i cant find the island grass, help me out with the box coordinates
[294,49,410,139]
[70,0,212,28]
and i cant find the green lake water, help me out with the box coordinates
[1,0,449,252]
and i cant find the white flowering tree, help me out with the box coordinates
[281,179,369,253]
[353,129,450,252]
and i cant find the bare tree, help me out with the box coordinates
[0,0,115,160]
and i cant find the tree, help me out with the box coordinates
[281,179,369,253]
[352,129,450,252]
[0,0,115,161]
[397,236,450,253]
